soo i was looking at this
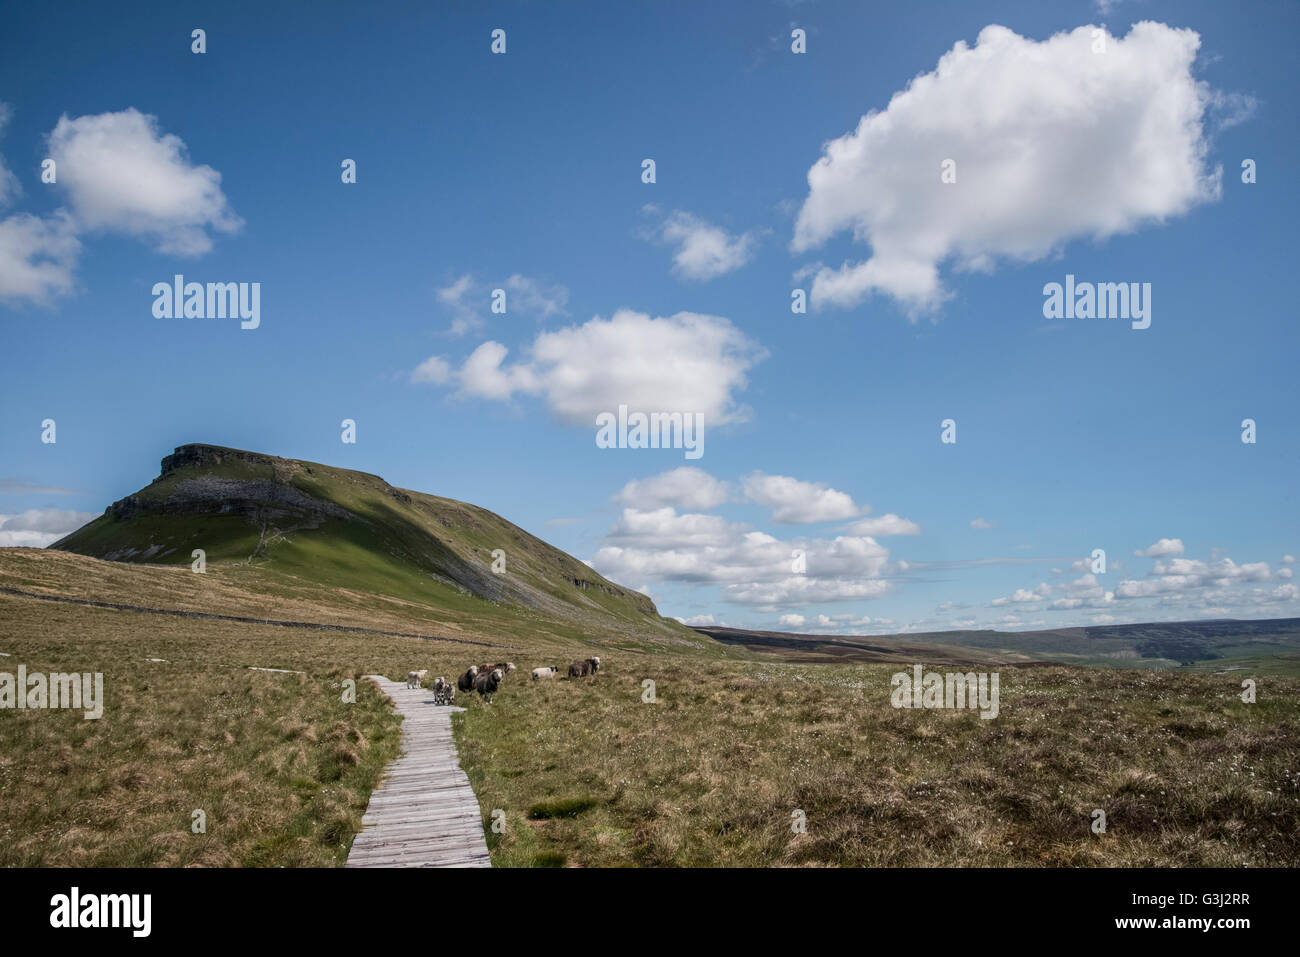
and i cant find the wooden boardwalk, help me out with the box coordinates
[346,676,492,868]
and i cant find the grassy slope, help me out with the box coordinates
[0,593,404,866]
[47,444,713,656]
[456,658,1300,867]
[2,560,1297,867]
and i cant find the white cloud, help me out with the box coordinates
[795,612,894,634]
[603,507,736,551]
[989,546,1295,619]
[726,576,890,606]
[0,211,80,306]
[741,472,861,524]
[616,467,731,512]
[410,354,452,385]
[591,505,892,609]
[1135,537,1184,557]
[457,340,536,400]
[0,103,21,209]
[436,272,569,337]
[437,274,474,308]
[679,614,717,626]
[644,207,763,280]
[1283,555,1296,565]
[48,108,242,255]
[846,513,921,536]
[1,107,237,306]
[415,309,766,426]
[0,106,80,306]
[970,517,993,530]
[778,613,806,628]
[0,508,97,547]
[992,585,1051,606]
[792,22,1226,311]
[992,572,1116,611]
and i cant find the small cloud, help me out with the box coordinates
[846,513,920,536]
[970,517,994,530]
[0,508,97,547]
[435,272,568,337]
[1135,537,1184,558]
[410,354,452,385]
[742,472,862,524]
[679,614,717,626]
[643,207,764,281]
[617,467,731,512]
[48,107,243,255]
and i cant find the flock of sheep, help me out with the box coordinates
[406,656,601,705]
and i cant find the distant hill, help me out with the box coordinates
[696,617,1300,674]
[49,443,705,651]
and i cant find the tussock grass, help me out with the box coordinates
[455,659,1300,867]
[0,594,438,866]
[3,555,1297,868]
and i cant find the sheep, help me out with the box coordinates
[434,678,455,706]
[567,656,601,678]
[531,665,560,681]
[406,671,420,689]
[476,661,516,675]
[473,668,505,703]
[456,665,480,694]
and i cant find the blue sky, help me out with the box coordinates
[1,0,1296,635]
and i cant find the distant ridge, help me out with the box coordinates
[696,617,1300,670]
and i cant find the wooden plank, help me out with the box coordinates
[345,676,493,869]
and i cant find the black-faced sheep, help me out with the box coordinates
[473,668,505,703]
[432,676,451,704]
[568,656,601,678]
[531,665,560,681]
[457,665,480,693]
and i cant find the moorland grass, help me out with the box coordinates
[2,559,1297,868]
[454,658,1300,867]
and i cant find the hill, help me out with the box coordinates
[43,443,708,653]
[697,616,1300,675]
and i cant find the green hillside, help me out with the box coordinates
[50,443,706,652]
